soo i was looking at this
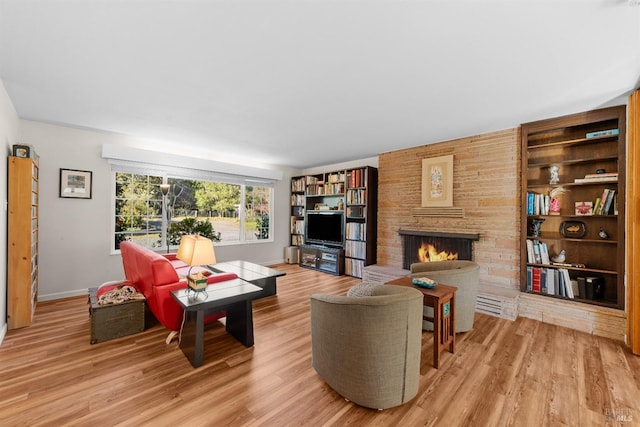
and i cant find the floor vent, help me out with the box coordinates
[475,287,519,320]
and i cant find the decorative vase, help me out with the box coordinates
[530,218,545,237]
[549,198,561,215]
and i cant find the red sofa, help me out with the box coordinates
[119,241,237,342]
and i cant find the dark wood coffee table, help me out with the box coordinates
[386,276,456,368]
[210,260,285,297]
[171,278,263,368]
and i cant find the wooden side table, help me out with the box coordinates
[386,277,456,368]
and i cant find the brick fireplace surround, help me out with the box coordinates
[367,128,625,340]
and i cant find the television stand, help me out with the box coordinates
[299,245,344,276]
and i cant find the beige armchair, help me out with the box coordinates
[410,260,479,333]
[310,284,423,410]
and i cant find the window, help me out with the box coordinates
[114,172,272,252]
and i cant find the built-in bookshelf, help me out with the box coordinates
[290,166,377,277]
[520,106,626,309]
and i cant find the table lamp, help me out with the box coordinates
[176,235,217,291]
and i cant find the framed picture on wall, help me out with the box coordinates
[59,168,93,199]
[421,155,454,207]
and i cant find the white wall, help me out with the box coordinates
[20,120,298,301]
[0,80,22,342]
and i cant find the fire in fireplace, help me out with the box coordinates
[417,242,459,263]
[399,230,479,270]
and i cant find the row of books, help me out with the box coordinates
[345,240,366,259]
[526,239,550,264]
[291,177,306,192]
[307,183,347,195]
[291,194,305,206]
[345,258,364,278]
[528,188,616,216]
[348,168,367,188]
[291,235,304,245]
[290,217,304,235]
[527,192,552,216]
[526,266,577,298]
[346,188,367,204]
[346,222,366,240]
[593,188,616,215]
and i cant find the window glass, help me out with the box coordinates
[246,185,271,241]
[114,172,163,250]
[114,173,272,251]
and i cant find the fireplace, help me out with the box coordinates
[399,230,479,270]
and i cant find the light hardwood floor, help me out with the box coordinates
[1,264,639,426]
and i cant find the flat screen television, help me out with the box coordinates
[305,211,344,246]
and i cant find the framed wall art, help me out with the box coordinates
[421,155,454,207]
[12,144,31,158]
[59,168,93,199]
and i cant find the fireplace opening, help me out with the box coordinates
[417,242,459,263]
[399,230,479,270]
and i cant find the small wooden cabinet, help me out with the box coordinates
[8,155,40,329]
[299,245,344,276]
[520,106,625,309]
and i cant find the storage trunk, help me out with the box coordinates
[88,287,145,344]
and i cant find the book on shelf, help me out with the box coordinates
[532,267,542,293]
[593,197,601,215]
[574,177,618,184]
[546,268,555,295]
[585,128,619,139]
[603,189,616,215]
[539,241,550,264]
[584,172,618,179]
[574,171,618,184]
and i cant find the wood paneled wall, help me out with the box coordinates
[377,128,520,290]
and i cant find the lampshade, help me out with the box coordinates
[176,235,217,267]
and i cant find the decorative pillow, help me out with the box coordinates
[347,282,383,297]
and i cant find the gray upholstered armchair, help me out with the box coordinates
[410,260,479,333]
[310,284,423,410]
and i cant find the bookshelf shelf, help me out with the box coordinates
[521,106,626,309]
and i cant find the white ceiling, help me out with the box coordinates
[1,1,639,169]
